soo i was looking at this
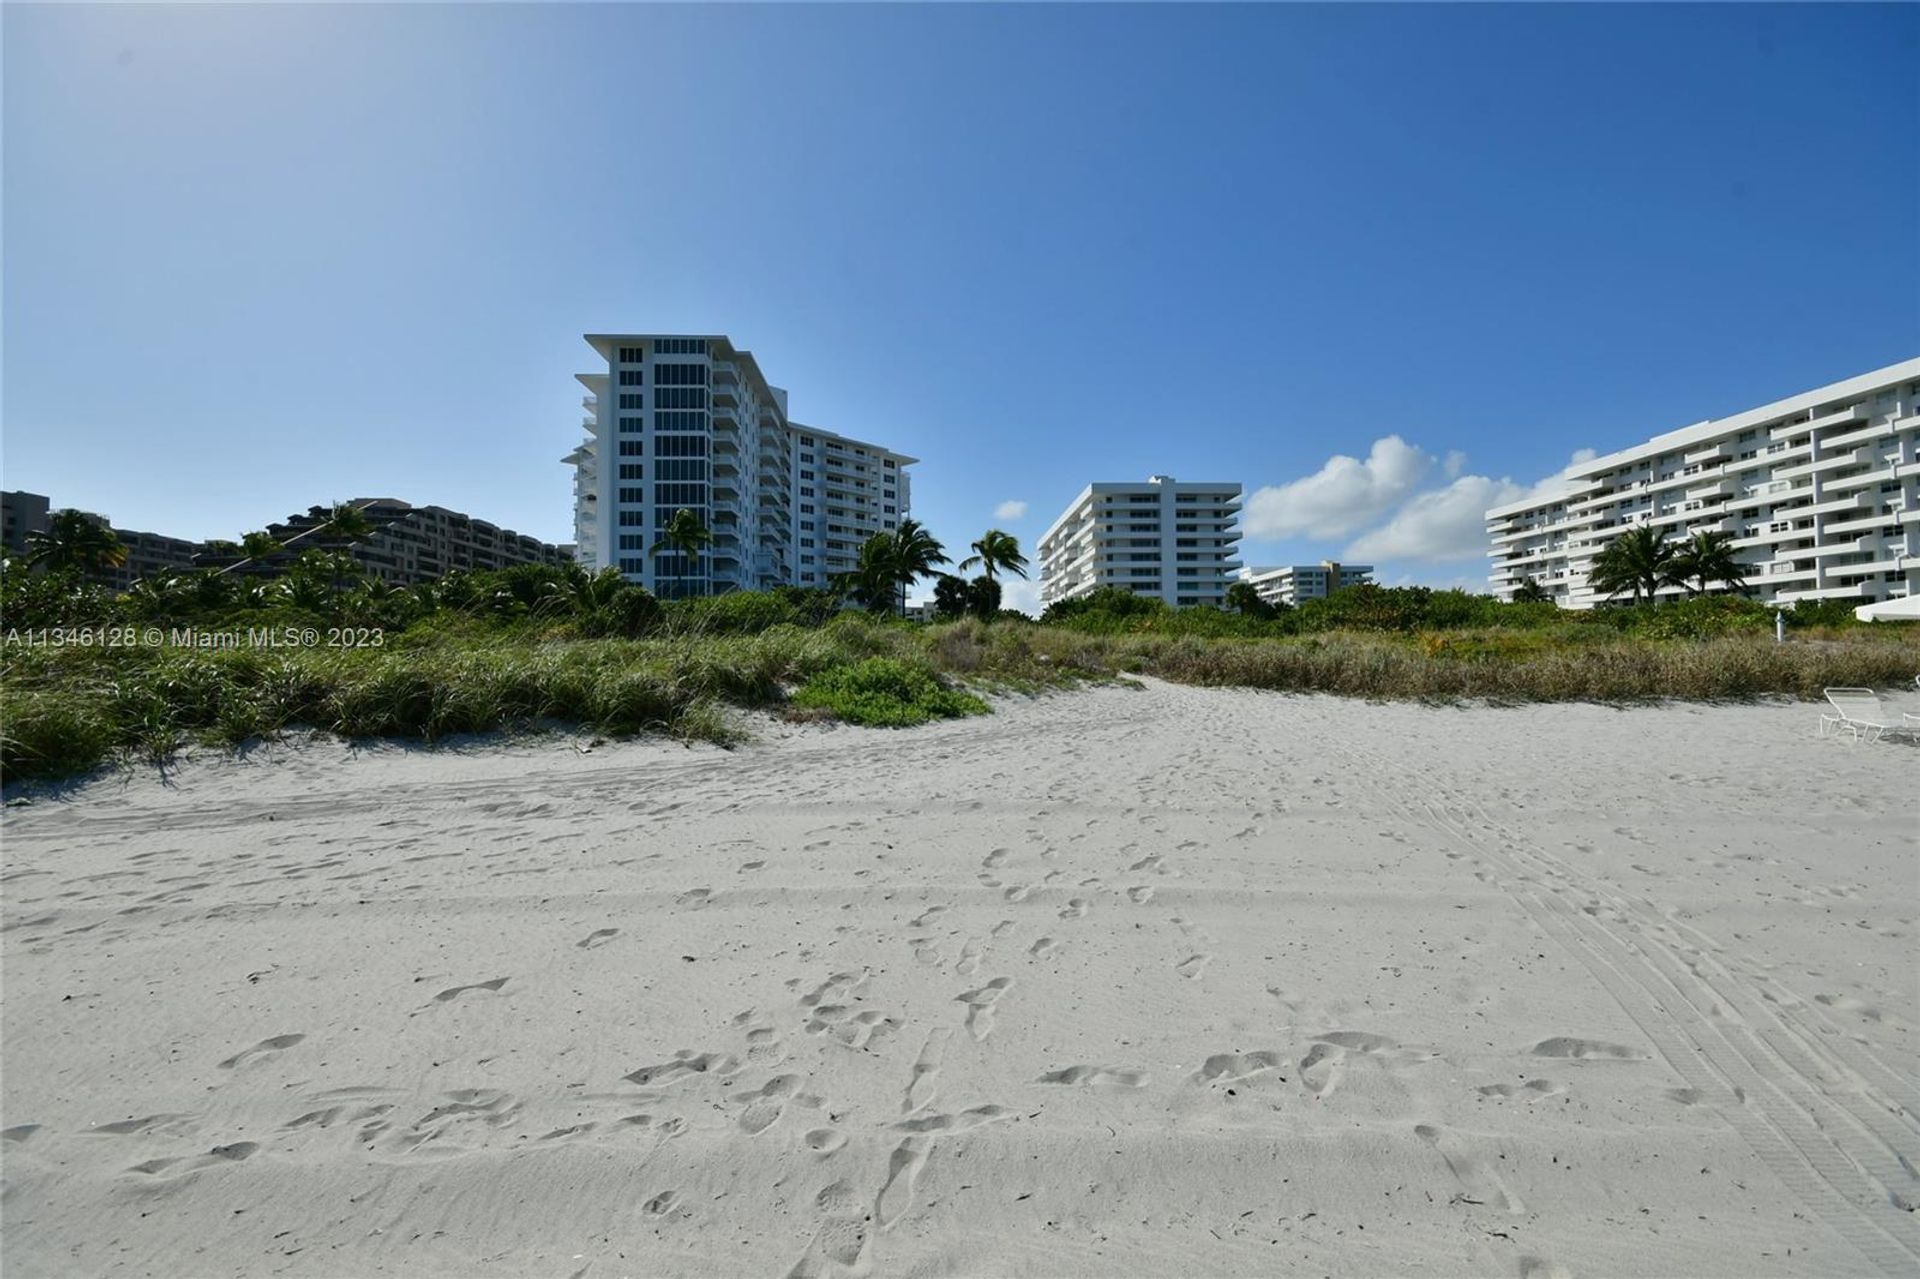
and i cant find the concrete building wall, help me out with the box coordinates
[1486,359,1920,608]
[1037,476,1243,609]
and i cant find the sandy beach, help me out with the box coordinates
[3,681,1916,1278]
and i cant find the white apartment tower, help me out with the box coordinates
[565,334,914,596]
[1486,359,1920,608]
[1038,476,1243,609]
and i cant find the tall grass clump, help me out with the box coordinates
[790,657,990,727]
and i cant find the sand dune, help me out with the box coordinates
[3,681,1916,1276]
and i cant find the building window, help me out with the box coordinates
[618,370,644,386]
[656,459,708,482]
[619,557,645,574]
[654,363,709,387]
[619,417,644,433]
[619,487,646,503]
[799,504,815,515]
[655,387,708,409]
[618,534,646,550]
[655,411,707,431]
[618,394,644,410]
[618,464,645,480]
[654,434,709,457]
[619,440,644,456]
[655,483,708,506]
[655,338,708,356]
[618,511,646,527]
[618,345,646,363]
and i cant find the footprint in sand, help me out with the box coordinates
[1126,885,1154,904]
[624,1051,741,1087]
[804,1127,846,1154]
[676,888,712,908]
[737,1075,801,1135]
[1004,885,1034,903]
[1477,1079,1565,1102]
[643,1189,682,1217]
[910,905,948,929]
[1175,954,1211,980]
[1037,1065,1149,1088]
[1300,1043,1346,1099]
[218,1034,306,1069]
[954,938,984,976]
[576,928,619,949]
[787,1182,872,1277]
[1195,1051,1284,1085]
[1028,936,1060,960]
[1058,898,1089,920]
[875,1137,932,1229]
[904,1029,951,1114]
[1528,1037,1645,1061]
[896,1104,1014,1135]
[957,978,1013,1041]
[128,1141,260,1179]
[433,977,508,1003]
[1415,1122,1524,1213]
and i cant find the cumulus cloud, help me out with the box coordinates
[1243,436,1433,539]
[998,577,1042,617]
[993,499,1028,521]
[1344,448,1595,564]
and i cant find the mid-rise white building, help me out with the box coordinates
[565,334,914,597]
[788,424,915,590]
[1038,476,1242,609]
[1487,359,1920,608]
[1244,560,1373,607]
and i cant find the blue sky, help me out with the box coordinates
[6,3,1916,608]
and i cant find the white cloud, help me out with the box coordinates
[1343,448,1595,565]
[993,499,1028,521]
[1243,436,1433,539]
[999,577,1042,617]
[1443,450,1467,479]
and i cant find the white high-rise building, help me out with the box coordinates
[1038,476,1242,609]
[565,334,914,596]
[788,424,915,589]
[1486,359,1920,608]
[1243,561,1373,607]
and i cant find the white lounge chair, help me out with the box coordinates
[1820,688,1906,743]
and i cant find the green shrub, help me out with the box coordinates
[790,657,990,727]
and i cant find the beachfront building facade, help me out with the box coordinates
[1038,476,1243,609]
[788,424,914,590]
[1243,560,1373,607]
[566,334,914,597]
[1486,359,1920,608]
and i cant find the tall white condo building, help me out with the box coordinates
[565,334,914,596]
[1486,359,1920,607]
[1038,476,1243,609]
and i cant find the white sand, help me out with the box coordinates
[3,681,1917,1277]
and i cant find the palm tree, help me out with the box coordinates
[1511,577,1553,605]
[23,510,128,576]
[1224,581,1273,618]
[241,530,284,560]
[889,519,949,610]
[958,529,1029,582]
[1588,525,1682,605]
[1670,530,1747,596]
[650,508,714,597]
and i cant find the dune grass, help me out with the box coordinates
[2,614,1915,783]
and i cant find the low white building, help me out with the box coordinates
[1486,359,1920,607]
[1243,560,1373,607]
[1038,476,1242,609]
